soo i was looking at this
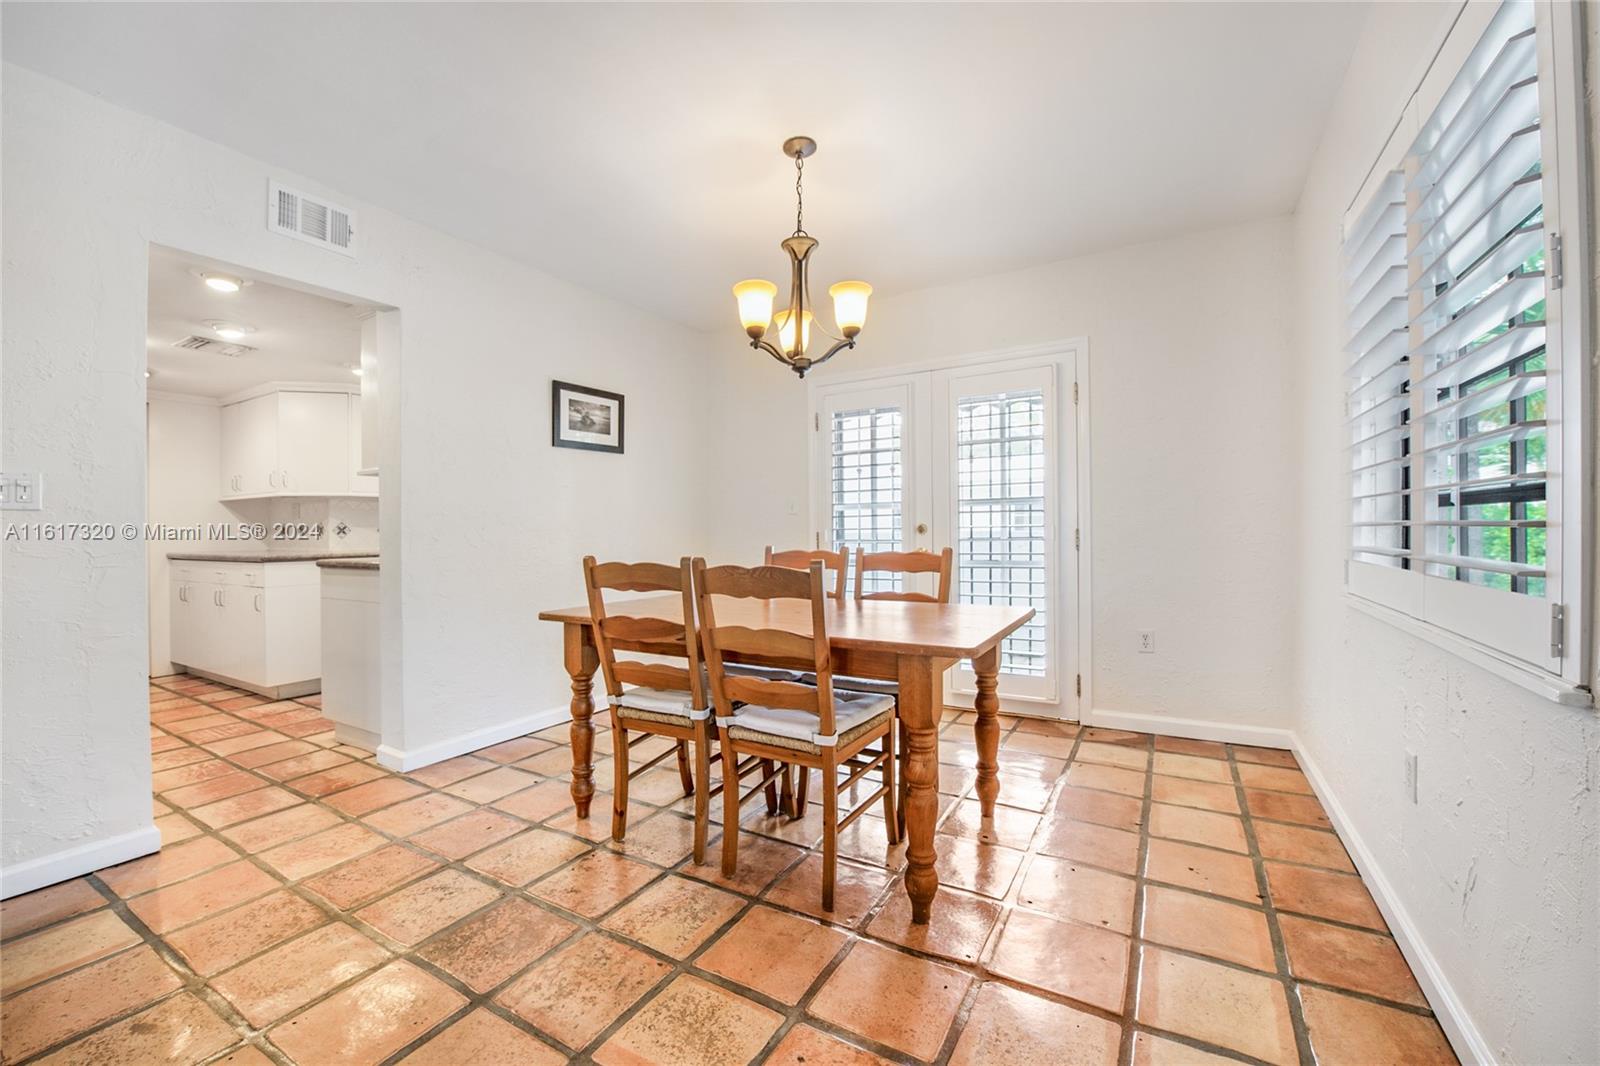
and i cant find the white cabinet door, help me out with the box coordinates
[276,391,350,494]
[347,394,378,495]
[223,394,279,496]
[225,584,268,685]
[170,581,199,667]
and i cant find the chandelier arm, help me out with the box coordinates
[805,272,847,343]
[751,338,796,368]
[809,337,857,370]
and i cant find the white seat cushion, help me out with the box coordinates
[724,663,806,683]
[801,672,899,696]
[612,686,709,720]
[730,689,894,746]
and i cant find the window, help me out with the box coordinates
[956,389,1049,676]
[1343,0,1588,686]
[829,403,905,595]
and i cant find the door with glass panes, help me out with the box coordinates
[814,357,1074,714]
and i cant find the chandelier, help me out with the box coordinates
[732,136,871,379]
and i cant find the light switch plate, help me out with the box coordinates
[0,472,43,511]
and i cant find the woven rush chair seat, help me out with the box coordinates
[726,691,894,754]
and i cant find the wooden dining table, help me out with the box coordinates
[538,593,1035,923]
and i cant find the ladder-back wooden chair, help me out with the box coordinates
[582,556,721,863]
[764,546,848,599]
[694,558,899,911]
[836,546,955,830]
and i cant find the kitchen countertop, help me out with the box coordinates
[167,550,379,563]
[317,558,380,570]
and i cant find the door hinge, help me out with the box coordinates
[1073,381,1079,405]
[1551,603,1565,657]
[814,412,820,431]
[1075,673,1082,697]
[1074,528,1080,550]
[1549,233,1563,290]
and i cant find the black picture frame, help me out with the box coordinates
[551,380,625,454]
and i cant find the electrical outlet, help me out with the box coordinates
[1404,751,1418,803]
[1138,630,1155,654]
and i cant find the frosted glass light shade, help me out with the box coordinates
[733,279,777,338]
[773,309,814,356]
[829,280,872,337]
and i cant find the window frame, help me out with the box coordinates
[1341,0,1592,701]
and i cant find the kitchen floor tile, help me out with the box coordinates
[697,905,848,1005]
[266,960,465,1066]
[495,932,671,1050]
[808,939,971,1061]
[415,897,577,993]
[986,908,1128,1012]
[950,980,1120,1066]
[1135,946,1297,1066]
[355,869,502,946]
[595,973,782,1066]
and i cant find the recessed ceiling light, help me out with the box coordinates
[207,321,256,341]
[202,273,244,293]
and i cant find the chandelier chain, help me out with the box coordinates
[794,153,806,236]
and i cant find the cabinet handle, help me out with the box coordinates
[254,593,262,612]
[280,469,291,490]
[267,470,278,489]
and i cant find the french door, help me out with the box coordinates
[814,354,1077,715]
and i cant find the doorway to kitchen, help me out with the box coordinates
[145,244,394,750]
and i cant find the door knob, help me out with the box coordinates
[916,523,928,534]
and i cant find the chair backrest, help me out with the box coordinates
[582,556,704,709]
[854,546,954,603]
[764,545,848,599]
[692,559,836,735]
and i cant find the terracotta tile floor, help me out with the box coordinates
[0,675,1460,1065]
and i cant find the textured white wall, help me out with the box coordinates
[708,217,1301,727]
[1288,4,1600,1063]
[2,64,710,879]
[145,395,236,675]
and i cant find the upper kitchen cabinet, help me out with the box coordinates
[220,385,376,499]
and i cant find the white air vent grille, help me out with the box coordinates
[174,335,256,357]
[267,180,356,257]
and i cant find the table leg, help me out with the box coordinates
[897,655,942,924]
[563,623,600,818]
[972,645,1002,841]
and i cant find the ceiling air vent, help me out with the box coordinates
[174,335,257,357]
[267,180,356,257]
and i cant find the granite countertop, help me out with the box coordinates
[167,550,379,563]
[316,557,380,570]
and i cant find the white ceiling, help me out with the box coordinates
[6,3,1369,332]
[146,246,365,398]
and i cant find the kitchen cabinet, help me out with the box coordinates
[169,561,322,697]
[219,387,372,499]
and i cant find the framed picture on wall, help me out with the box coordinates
[551,380,625,454]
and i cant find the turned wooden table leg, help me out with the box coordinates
[898,655,942,924]
[563,623,600,818]
[972,644,1002,841]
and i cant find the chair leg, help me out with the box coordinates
[719,741,742,877]
[676,739,694,797]
[760,758,780,816]
[882,726,900,845]
[779,763,795,818]
[895,716,908,838]
[794,765,811,818]
[611,718,630,841]
[821,750,839,912]
[692,723,711,866]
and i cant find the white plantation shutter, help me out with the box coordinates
[1345,171,1412,573]
[1343,0,1585,678]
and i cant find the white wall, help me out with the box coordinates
[2,64,710,892]
[145,394,237,674]
[709,216,1301,731]
[1288,4,1600,1063]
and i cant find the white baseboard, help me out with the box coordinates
[1290,736,1494,1066]
[1086,707,1295,749]
[376,705,573,772]
[0,825,160,900]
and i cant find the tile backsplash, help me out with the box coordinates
[227,497,379,554]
